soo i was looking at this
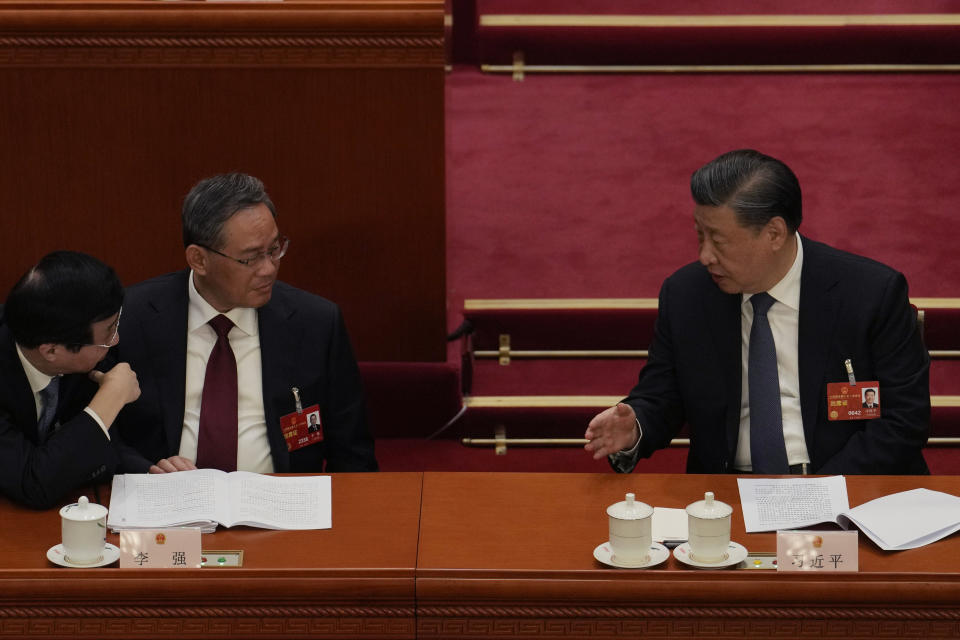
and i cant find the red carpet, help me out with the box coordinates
[376,437,687,473]
[377,439,957,474]
[476,0,960,13]
[447,69,960,327]
[474,1,960,66]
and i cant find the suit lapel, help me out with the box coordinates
[0,329,41,441]
[704,281,743,461]
[257,289,300,472]
[150,272,190,453]
[798,239,840,450]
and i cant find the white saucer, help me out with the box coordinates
[673,541,748,569]
[593,541,670,569]
[47,543,120,568]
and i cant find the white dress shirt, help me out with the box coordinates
[15,345,109,438]
[180,271,274,473]
[735,235,809,471]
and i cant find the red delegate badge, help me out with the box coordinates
[827,381,881,421]
[280,404,323,452]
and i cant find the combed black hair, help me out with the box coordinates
[5,251,123,351]
[691,149,802,233]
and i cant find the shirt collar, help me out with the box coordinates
[15,343,56,394]
[744,234,803,311]
[187,270,258,337]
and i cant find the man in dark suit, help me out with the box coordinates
[0,251,141,508]
[112,173,377,474]
[863,389,879,409]
[584,150,929,475]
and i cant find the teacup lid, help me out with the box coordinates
[685,491,732,519]
[59,495,108,521]
[606,492,653,520]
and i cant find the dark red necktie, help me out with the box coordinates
[196,314,238,472]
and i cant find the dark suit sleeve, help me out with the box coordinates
[319,306,378,472]
[817,272,930,474]
[113,433,154,474]
[613,278,688,472]
[97,350,155,474]
[0,409,117,509]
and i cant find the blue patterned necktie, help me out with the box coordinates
[748,292,789,474]
[37,376,60,441]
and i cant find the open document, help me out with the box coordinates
[738,476,960,551]
[738,476,850,532]
[108,470,332,533]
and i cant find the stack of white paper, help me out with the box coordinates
[836,488,960,551]
[652,507,688,544]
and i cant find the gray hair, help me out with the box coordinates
[690,149,802,233]
[182,173,277,248]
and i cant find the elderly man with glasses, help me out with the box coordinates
[0,251,140,508]
[111,173,377,475]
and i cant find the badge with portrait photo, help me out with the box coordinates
[280,405,323,452]
[826,381,881,421]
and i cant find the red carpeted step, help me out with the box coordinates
[376,437,688,473]
[474,0,960,66]
[359,362,462,438]
[467,359,642,396]
[923,447,960,474]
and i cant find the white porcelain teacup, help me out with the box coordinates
[60,496,108,565]
[606,492,654,565]
[685,491,732,563]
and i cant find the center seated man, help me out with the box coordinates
[114,173,377,474]
[585,149,930,475]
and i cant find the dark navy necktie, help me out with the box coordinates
[748,292,789,474]
[196,315,238,472]
[37,376,60,440]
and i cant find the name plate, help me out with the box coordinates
[119,529,202,568]
[776,530,858,572]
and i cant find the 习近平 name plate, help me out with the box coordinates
[776,530,858,572]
